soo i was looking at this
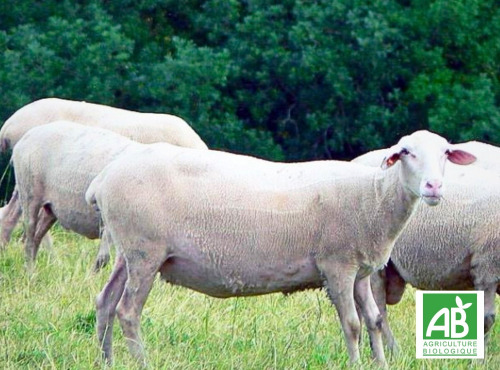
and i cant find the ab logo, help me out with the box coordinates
[426,296,471,338]
[416,291,484,359]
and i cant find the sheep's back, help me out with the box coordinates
[12,121,139,238]
[1,98,207,151]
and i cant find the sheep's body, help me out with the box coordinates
[390,167,500,291]
[11,121,145,268]
[0,97,207,151]
[92,152,391,295]
[455,141,500,173]
[86,130,475,366]
[352,148,389,167]
[0,97,207,252]
[353,146,500,353]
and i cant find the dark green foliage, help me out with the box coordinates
[1,0,499,170]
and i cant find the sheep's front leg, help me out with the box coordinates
[318,260,361,364]
[33,204,56,251]
[477,283,497,349]
[0,188,22,248]
[355,275,387,367]
[23,199,43,268]
[23,203,56,268]
[472,251,499,355]
[96,254,127,364]
[116,253,160,366]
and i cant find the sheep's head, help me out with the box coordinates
[381,130,477,206]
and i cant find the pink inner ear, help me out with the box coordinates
[382,152,400,169]
[448,150,477,165]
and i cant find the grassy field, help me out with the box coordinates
[0,226,498,369]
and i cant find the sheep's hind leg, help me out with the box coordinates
[355,275,387,367]
[116,250,163,366]
[96,254,127,365]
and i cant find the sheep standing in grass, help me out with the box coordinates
[353,144,500,354]
[375,167,500,354]
[0,97,208,249]
[11,121,150,269]
[86,130,475,366]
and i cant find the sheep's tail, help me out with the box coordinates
[85,175,102,211]
[0,125,10,153]
[0,117,13,153]
[0,138,9,153]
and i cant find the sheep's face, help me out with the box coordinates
[381,130,477,206]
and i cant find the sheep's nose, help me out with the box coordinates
[425,180,442,191]
[421,179,444,206]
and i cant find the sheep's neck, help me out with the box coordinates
[367,166,420,248]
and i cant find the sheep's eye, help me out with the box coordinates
[400,148,410,156]
[445,149,451,156]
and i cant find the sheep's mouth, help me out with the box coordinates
[422,195,441,206]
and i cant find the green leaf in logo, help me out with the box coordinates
[456,296,472,310]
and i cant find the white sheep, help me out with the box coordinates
[455,140,500,173]
[85,130,476,366]
[353,143,500,354]
[11,121,148,269]
[0,97,208,251]
[0,97,208,151]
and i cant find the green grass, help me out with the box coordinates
[0,227,498,369]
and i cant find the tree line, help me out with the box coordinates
[1,0,499,181]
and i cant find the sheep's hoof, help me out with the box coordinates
[94,255,110,272]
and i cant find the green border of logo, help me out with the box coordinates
[416,290,484,359]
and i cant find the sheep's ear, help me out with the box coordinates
[447,149,476,165]
[381,152,401,170]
